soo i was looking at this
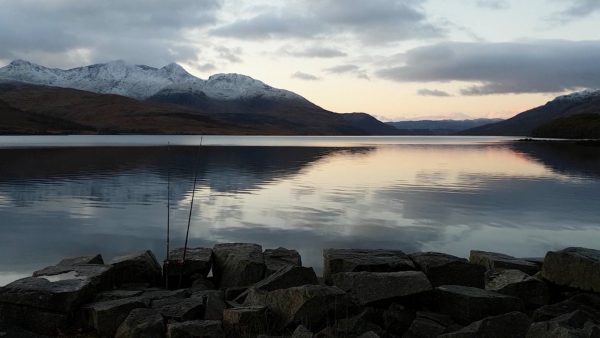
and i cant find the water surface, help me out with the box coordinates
[1,136,599,285]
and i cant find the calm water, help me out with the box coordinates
[1,136,599,285]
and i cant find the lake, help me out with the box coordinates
[1,135,599,286]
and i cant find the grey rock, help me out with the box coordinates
[152,297,205,322]
[225,286,248,301]
[223,305,267,336]
[167,320,224,338]
[486,269,550,308]
[141,288,189,302]
[115,308,165,338]
[95,289,144,302]
[542,247,600,292]
[264,247,302,276]
[532,293,600,322]
[382,303,415,336]
[527,310,600,338]
[111,250,162,286]
[470,250,539,275]
[190,290,225,320]
[33,254,104,276]
[0,264,113,313]
[403,314,448,338]
[432,285,525,325]
[81,297,148,337]
[190,276,216,291]
[358,332,380,338]
[213,243,266,288]
[244,284,351,330]
[292,325,314,338]
[335,309,384,337]
[410,252,485,288]
[253,265,318,292]
[165,247,213,288]
[323,248,415,283]
[439,311,531,338]
[331,271,431,305]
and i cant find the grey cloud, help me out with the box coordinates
[376,40,600,95]
[475,0,509,9]
[550,0,600,22]
[0,0,221,67]
[325,64,369,80]
[215,46,242,63]
[196,63,216,72]
[417,89,451,97]
[292,72,320,81]
[211,0,444,44]
[287,46,347,58]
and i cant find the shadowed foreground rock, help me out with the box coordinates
[323,248,415,283]
[164,247,213,288]
[1,245,600,337]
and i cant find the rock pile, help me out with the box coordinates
[0,246,598,337]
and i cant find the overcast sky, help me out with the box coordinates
[1,0,599,120]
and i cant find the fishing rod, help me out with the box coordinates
[165,142,171,289]
[179,135,203,288]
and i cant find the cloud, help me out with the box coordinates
[211,0,444,44]
[292,71,320,81]
[475,0,509,9]
[417,88,451,97]
[196,63,216,72]
[286,46,347,58]
[550,0,600,22]
[215,46,242,63]
[0,0,221,67]
[325,64,369,79]
[376,40,600,95]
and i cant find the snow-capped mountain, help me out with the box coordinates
[553,89,600,102]
[0,59,305,102]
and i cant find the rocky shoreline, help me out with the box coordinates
[1,245,599,337]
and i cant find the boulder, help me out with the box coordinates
[438,311,530,338]
[152,297,205,322]
[542,247,600,292]
[81,297,148,337]
[253,265,318,292]
[33,254,104,276]
[382,303,415,336]
[167,320,224,338]
[141,288,189,302]
[486,269,550,308]
[223,305,267,336]
[224,287,248,301]
[334,309,384,337]
[0,264,113,335]
[404,312,457,338]
[164,247,213,288]
[528,310,600,338]
[264,247,302,276]
[115,308,165,338]
[331,271,431,306]
[432,285,525,325]
[292,325,314,338]
[323,248,415,283]
[469,250,539,275]
[358,332,380,338]
[244,284,351,330]
[410,252,485,288]
[212,243,266,288]
[190,290,225,320]
[96,289,144,302]
[532,293,600,322]
[111,250,162,286]
[190,276,216,291]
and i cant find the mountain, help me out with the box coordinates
[387,118,502,135]
[463,90,600,136]
[342,113,401,135]
[532,113,600,139]
[0,60,395,135]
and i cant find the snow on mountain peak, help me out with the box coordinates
[0,59,305,102]
[553,89,600,102]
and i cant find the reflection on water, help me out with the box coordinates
[1,136,599,285]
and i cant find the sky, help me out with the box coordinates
[1,0,600,121]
